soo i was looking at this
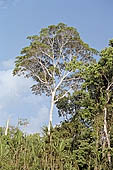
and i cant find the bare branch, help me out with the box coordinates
[56,38,69,66]
[54,88,72,103]
[55,72,70,91]
[106,80,113,91]
[25,62,50,85]
[40,49,53,60]
[38,59,53,78]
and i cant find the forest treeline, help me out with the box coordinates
[0,23,113,169]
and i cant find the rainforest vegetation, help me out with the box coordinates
[0,23,113,170]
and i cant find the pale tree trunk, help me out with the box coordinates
[5,119,9,136]
[48,71,70,135]
[48,91,55,135]
[103,106,111,168]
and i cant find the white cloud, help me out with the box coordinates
[0,59,62,134]
[1,58,14,70]
[0,59,49,133]
[0,69,31,98]
[24,107,49,134]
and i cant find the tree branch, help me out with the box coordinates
[38,59,53,78]
[55,72,70,91]
[54,88,72,103]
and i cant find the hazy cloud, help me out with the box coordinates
[24,107,49,134]
[0,59,49,133]
[0,0,21,8]
[1,58,14,70]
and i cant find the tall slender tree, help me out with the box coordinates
[13,23,97,134]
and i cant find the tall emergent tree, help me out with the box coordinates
[13,23,97,134]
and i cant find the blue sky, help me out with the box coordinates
[0,0,112,133]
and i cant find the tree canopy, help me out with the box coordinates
[13,23,97,134]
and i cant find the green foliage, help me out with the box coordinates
[5,22,113,169]
[13,23,97,97]
[0,122,94,170]
[13,23,98,135]
[55,39,113,169]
